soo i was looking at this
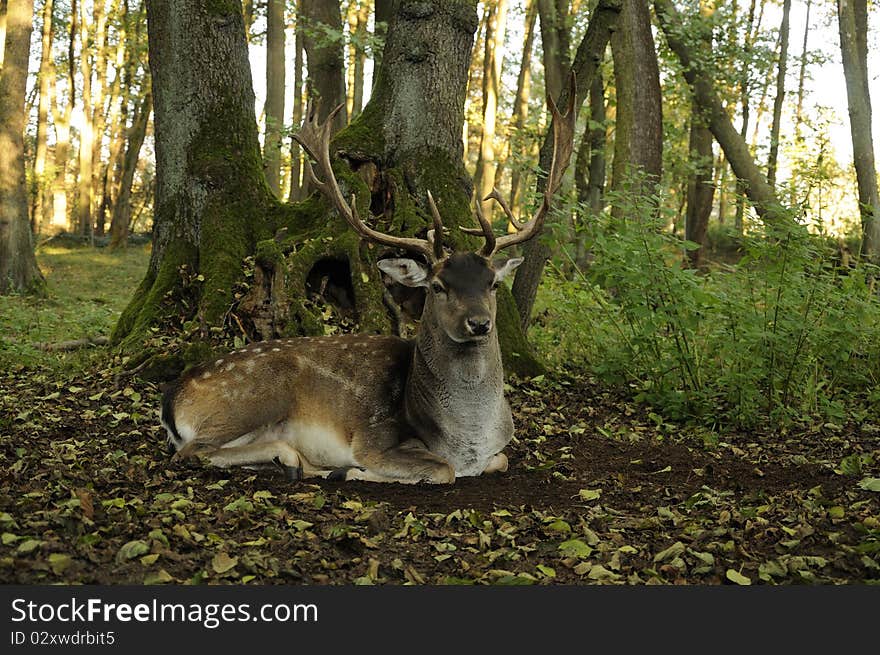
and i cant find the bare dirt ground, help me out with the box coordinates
[1,364,878,585]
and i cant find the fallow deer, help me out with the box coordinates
[161,90,575,484]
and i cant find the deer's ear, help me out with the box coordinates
[493,257,523,283]
[378,258,431,288]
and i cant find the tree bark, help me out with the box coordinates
[109,88,151,249]
[473,0,508,219]
[735,0,760,233]
[609,0,663,207]
[76,0,94,237]
[655,0,786,225]
[288,0,305,202]
[49,0,76,232]
[536,0,570,101]
[117,0,542,378]
[766,0,790,191]
[264,0,285,197]
[301,0,347,132]
[685,0,714,268]
[0,0,44,295]
[112,0,273,362]
[348,1,369,117]
[0,0,7,68]
[511,0,620,329]
[32,0,53,235]
[571,68,606,269]
[837,0,880,263]
[507,0,537,221]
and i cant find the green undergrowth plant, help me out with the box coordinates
[532,188,880,429]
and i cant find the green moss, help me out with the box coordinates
[333,100,387,161]
[255,238,284,267]
[116,238,198,355]
[496,286,545,378]
[182,340,213,368]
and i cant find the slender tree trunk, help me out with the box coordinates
[473,0,508,218]
[109,88,151,249]
[32,0,53,236]
[349,1,368,117]
[0,0,45,295]
[609,0,663,208]
[655,0,786,224]
[685,0,715,268]
[573,69,606,267]
[716,153,728,224]
[735,0,759,233]
[507,0,537,222]
[76,0,94,238]
[301,0,347,131]
[0,0,7,68]
[794,0,811,144]
[264,0,285,196]
[288,0,305,203]
[536,0,570,101]
[91,0,109,236]
[50,0,76,232]
[512,0,621,329]
[838,0,880,263]
[766,0,790,191]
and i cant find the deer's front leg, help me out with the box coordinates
[345,433,455,484]
[483,452,508,474]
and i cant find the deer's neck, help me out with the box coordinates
[410,312,503,397]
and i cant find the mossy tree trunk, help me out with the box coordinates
[111,0,275,373]
[114,0,542,379]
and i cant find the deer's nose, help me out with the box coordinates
[466,318,492,336]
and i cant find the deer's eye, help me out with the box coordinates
[491,281,500,291]
[431,282,446,294]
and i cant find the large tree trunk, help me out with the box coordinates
[112,0,274,365]
[116,0,542,378]
[609,0,663,207]
[511,0,620,330]
[837,0,880,263]
[0,0,44,295]
[766,0,790,191]
[655,0,786,225]
[264,0,285,197]
[301,0,347,132]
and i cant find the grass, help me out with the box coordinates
[0,241,151,371]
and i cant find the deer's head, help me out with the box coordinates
[293,79,576,345]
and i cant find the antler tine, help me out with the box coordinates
[292,100,440,263]
[466,194,496,258]
[485,187,525,231]
[490,72,578,256]
[425,191,446,261]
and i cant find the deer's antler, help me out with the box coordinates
[466,73,578,258]
[293,101,444,263]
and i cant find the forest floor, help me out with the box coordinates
[0,245,878,585]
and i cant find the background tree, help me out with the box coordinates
[301,0,347,131]
[512,0,621,329]
[0,0,44,295]
[766,0,791,191]
[264,0,285,197]
[837,0,879,263]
